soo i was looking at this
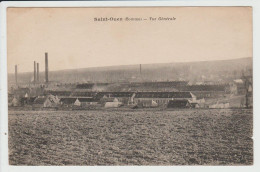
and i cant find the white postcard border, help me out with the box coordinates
[0,1,260,172]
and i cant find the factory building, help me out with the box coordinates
[133,91,196,106]
[96,92,134,105]
[33,95,60,108]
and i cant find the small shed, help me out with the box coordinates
[167,100,191,108]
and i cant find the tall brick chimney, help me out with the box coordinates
[45,52,48,83]
[34,61,36,84]
[37,63,39,82]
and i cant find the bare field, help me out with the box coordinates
[8,109,253,165]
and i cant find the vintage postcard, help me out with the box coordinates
[4,6,253,166]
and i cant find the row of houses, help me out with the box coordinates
[9,96,196,109]
[10,94,236,109]
[9,91,198,108]
[9,95,60,108]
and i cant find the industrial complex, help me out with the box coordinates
[8,53,253,110]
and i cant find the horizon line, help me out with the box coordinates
[8,56,252,75]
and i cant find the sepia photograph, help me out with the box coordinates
[5,6,253,166]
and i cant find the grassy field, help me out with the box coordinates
[8,109,253,165]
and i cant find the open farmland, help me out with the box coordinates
[8,109,253,165]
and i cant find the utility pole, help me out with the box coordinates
[241,70,252,108]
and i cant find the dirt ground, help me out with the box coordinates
[8,109,253,165]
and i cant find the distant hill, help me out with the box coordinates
[9,57,252,85]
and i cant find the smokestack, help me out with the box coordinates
[140,64,142,76]
[34,61,36,84]
[45,52,48,83]
[37,63,39,82]
[15,65,17,85]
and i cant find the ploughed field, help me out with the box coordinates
[9,109,253,165]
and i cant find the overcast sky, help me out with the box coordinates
[7,7,252,73]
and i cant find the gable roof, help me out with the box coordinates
[45,90,71,96]
[130,81,188,87]
[78,97,95,102]
[60,98,77,104]
[135,92,193,98]
[70,91,97,97]
[179,85,226,91]
[76,83,95,89]
[97,92,134,98]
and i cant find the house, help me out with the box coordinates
[134,91,196,106]
[33,95,60,107]
[104,101,123,108]
[138,100,158,108]
[74,98,81,106]
[10,97,20,107]
[98,94,123,108]
[167,100,191,108]
[97,92,134,105]
[100,96,119,105]
[73,97,96,106]
[43,98,56,107]
[107,92,134,104]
